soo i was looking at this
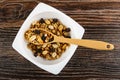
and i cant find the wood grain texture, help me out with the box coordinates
[0,0,120,80]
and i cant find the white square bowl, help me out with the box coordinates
[12,3,85,75]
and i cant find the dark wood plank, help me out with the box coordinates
[0,0,120,80]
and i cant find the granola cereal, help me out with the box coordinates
[24,18,71,60]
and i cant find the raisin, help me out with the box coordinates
[41,34,46,42]
[53,18,58,23]
[36,48,42,53]
[33,30,40,34]
[65,36,71,38]
[34,52,38,57]
[63,28,71,32]
[39,18,45,23]
[49,47,55,52]
[34,48,42,57]
[49,37,54,42]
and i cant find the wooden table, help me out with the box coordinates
[0,0,120,80]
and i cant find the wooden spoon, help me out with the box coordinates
[28,28,114,50]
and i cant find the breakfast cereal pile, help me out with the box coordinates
[24,18,71,60]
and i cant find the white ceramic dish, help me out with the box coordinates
[12,3,85,74]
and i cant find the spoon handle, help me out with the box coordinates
[55,37,114,50]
